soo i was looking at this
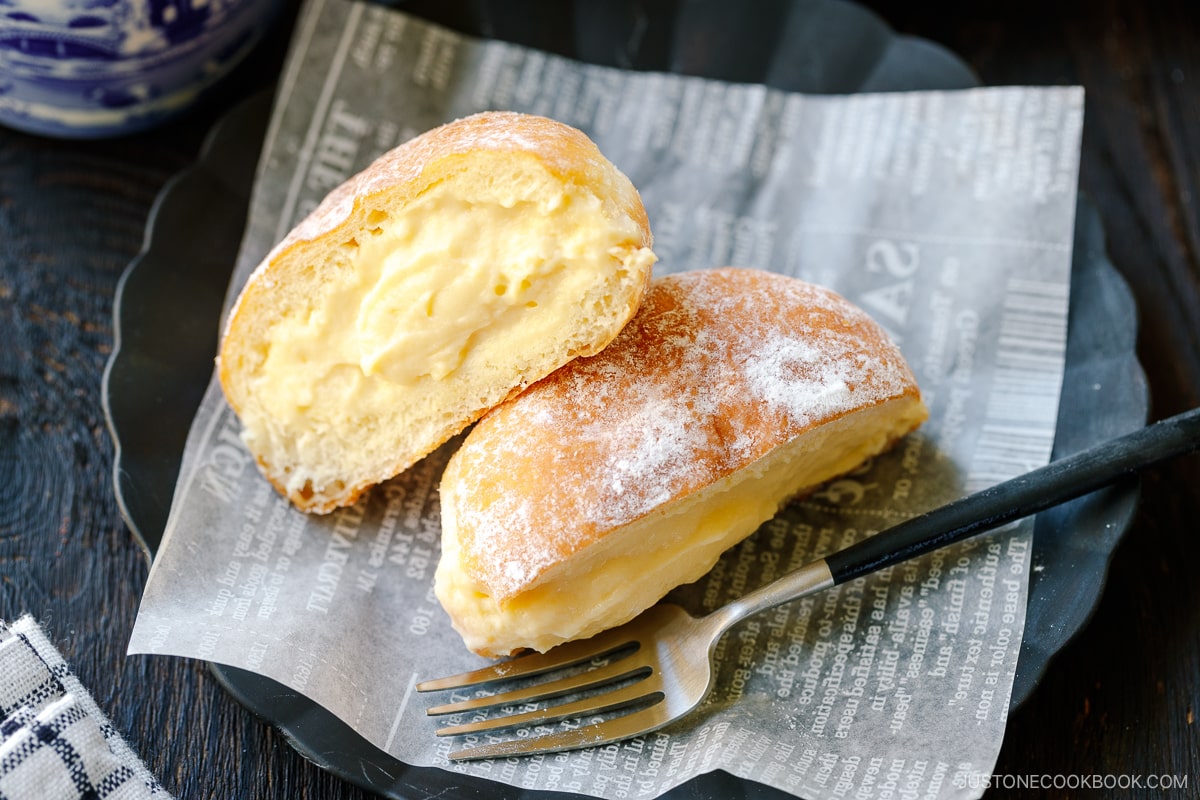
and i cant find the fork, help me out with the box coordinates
[417,406,1200,761]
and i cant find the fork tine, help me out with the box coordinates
[416,627,635,692]
[447,698,674,761]
[426,656,648,716]
[435,677,660,737]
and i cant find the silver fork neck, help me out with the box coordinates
[701,558,835,638]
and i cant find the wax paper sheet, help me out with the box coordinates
[128,1,1084,797]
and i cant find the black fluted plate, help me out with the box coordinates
[103,2,1147,798]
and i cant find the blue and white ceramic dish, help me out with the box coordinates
[0,0,282,138]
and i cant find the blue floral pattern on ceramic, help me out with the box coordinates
[0,0,282,137]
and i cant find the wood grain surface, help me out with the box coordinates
[1,2,1197,798]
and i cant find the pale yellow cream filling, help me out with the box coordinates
[437,399,927,657]
[244,175,653,496]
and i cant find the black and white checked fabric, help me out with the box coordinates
[0,616,171,800]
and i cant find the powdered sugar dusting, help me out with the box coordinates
[448,268,919,601]
[743,336,883,427]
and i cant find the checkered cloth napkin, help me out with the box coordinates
[0,616,171,800]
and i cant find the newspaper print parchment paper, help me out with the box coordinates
[129,2,1084,798]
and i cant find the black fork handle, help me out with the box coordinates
[824,407,1200,585]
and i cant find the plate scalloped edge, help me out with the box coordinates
[102,89,275,562]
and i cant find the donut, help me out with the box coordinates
[435,267,928,656]
[218,112,656,512]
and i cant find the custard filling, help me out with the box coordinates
[437,399,928,656]
[243,168,654,497]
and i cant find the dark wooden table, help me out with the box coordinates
[2,2,1197,797]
